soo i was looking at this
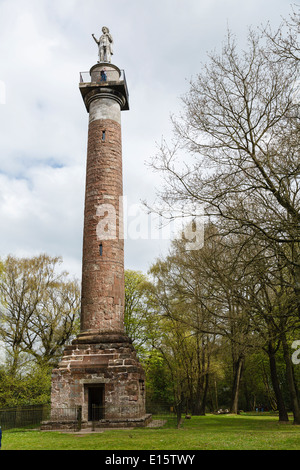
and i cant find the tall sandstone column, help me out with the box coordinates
[80,63,126,337]
[43,37,150,430]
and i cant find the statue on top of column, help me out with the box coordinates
[92,27,114,63]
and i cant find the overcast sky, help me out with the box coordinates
[0,0,294,280]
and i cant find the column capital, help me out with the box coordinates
[84,87,126,113]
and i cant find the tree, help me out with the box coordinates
[148,233,226,416]
[0,364,51,407]
[149,225,298,419]
[264,7,300,64]
[149,22,300,315]
[25,276,80,368]
[0,254,80,374]
[147,9,300,423]
[226,236,294,422]
[124,270,150,355]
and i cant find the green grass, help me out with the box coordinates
[2,414,300,450]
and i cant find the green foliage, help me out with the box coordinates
[144,350,173,406]
[0,253,80,406]
[124,270,148,348]
[0,366,51,407]
[0,254,81,375]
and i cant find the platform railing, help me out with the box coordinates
[80,69,125,83]
[79,69,129,101]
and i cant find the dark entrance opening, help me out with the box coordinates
[88,385,104,421]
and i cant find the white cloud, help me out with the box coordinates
[0,0,294,279]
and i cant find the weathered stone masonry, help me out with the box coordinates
[81,118,124,334]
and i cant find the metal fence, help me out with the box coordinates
[79,69,127,84]
[45,406,82,432]
[0,403,177,431]
[0,405,50,431]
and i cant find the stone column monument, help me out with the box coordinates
[43,29,150,430]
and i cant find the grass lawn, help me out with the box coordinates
[2,413,300,451]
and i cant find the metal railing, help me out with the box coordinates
[0,405,50,430]
[47,406,82,431]
[0,402,177,431]
[79,69,129,101]
[49,406,79,422]
[80,69,126,84]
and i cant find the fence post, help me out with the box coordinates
[77,406,82,432]
[92,404,96,431]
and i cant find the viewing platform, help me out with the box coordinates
[79,64,129,111]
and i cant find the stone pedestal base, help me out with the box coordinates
[41,332,150,430]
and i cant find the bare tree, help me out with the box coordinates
[148,23,300,312]
[264,6,300,63]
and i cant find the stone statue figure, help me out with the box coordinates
[92,27,113,63]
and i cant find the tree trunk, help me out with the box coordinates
[267,343,289,422]
[281,332,300,425]
[176,397,182,428]
[199,372,209,415]
[192,376,203,415]
[230,355,244,414]
[214,378,219,412]
[192,333,204,415]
